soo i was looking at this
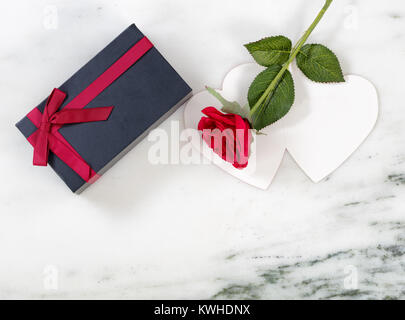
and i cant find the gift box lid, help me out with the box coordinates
[16,24,192,193]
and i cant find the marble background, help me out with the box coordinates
[0,0,404,299]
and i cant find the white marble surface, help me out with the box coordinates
[0,0,404,299]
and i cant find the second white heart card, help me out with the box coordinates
[184,63,378,189]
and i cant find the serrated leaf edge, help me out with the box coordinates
[252,70,296,131]
[244,35,292,63]
[297,43,345,83]
[244,35,292,49]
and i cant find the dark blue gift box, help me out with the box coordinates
[16,24,192,193]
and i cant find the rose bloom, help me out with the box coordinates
[198,107,252,169]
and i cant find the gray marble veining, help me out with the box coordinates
[0,0,404,299]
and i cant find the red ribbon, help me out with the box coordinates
[25,36,154,182]
[33,88,113,166]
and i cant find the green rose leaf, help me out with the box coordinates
[248,65,295,131]
[244,36,292,66]
[296,44,345,83]
[206,86,251,121]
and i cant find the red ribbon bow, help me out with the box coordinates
[25,36,153,184]
[33,88,113,166]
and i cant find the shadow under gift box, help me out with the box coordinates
[16,24,192,193]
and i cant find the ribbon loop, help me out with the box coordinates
[32,88,114,170]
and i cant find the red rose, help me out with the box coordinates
[198,107,252,169]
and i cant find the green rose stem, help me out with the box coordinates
[249,0,333,117]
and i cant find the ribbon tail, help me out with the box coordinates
[33,130,49,166]
[47,133,94,182]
